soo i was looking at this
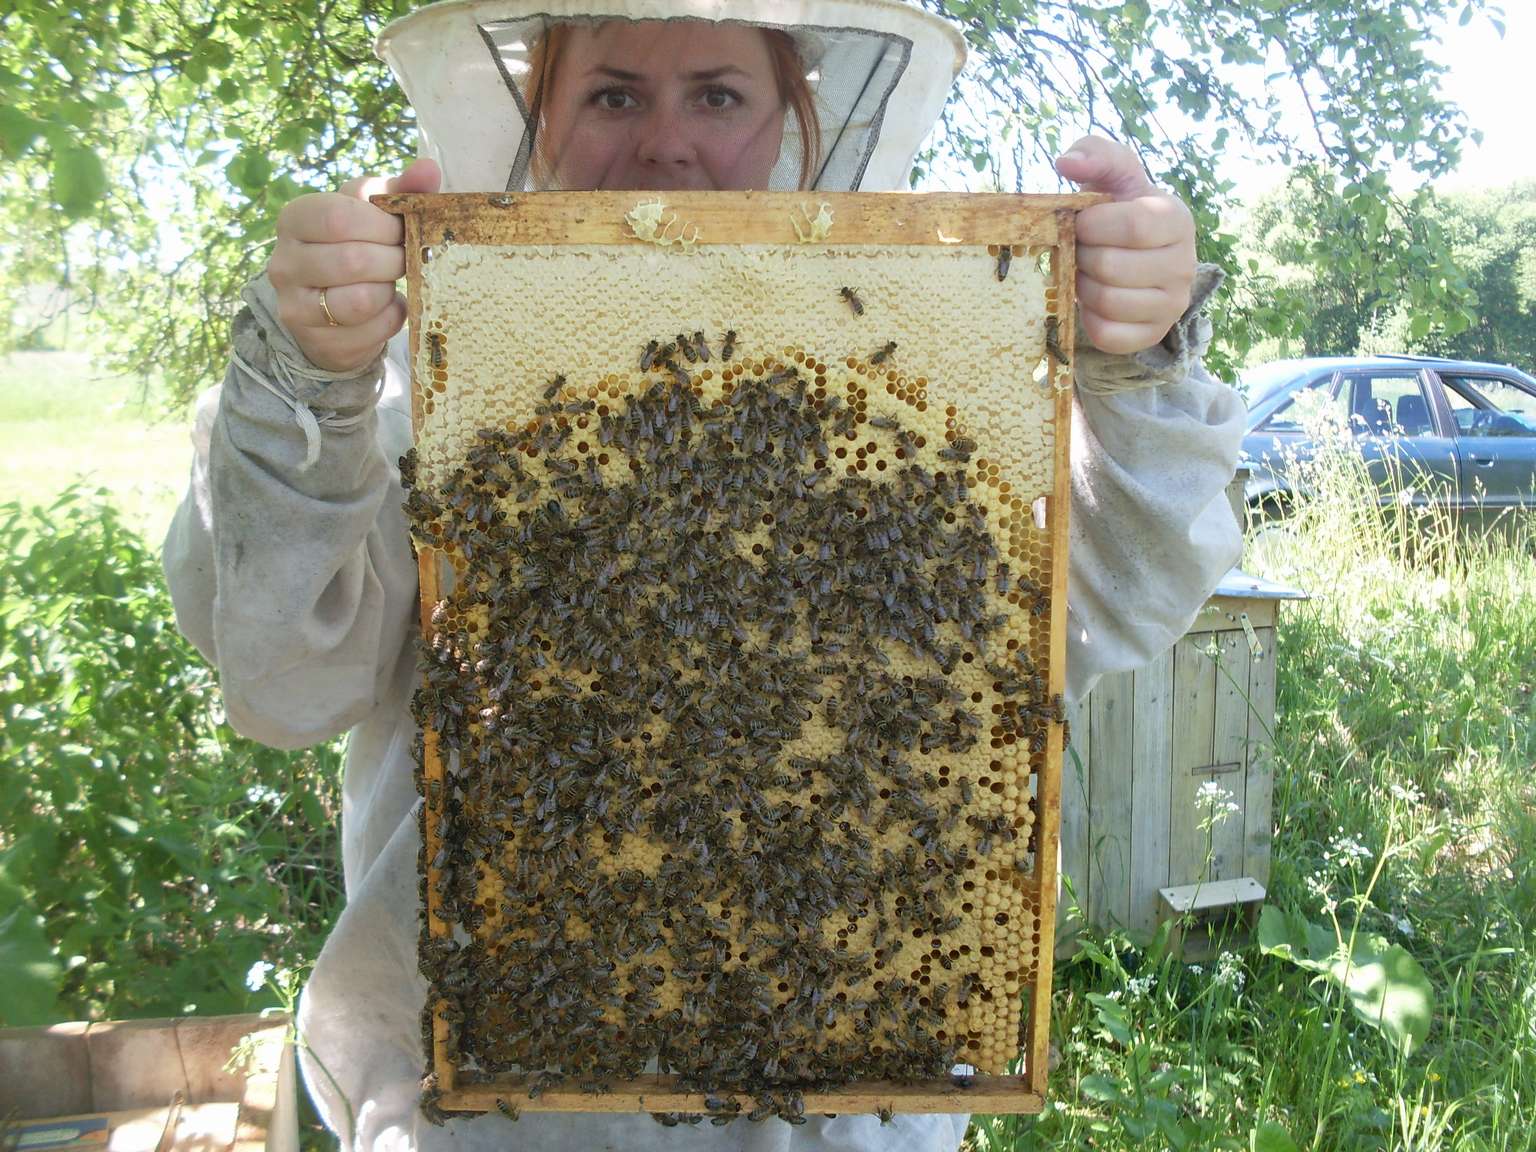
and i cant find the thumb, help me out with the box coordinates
[1054,136,1156,202]
[387,156,442,194]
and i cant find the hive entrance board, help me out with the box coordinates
[375,190,1091,1121]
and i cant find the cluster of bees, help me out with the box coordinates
[402,316,1064,1124]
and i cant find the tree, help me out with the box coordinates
[1363,183,1536,368]
[0,0,1505,400]
[1240,178,1535,366]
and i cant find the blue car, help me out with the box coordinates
[1240,355,1536,520]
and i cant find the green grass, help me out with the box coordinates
[0,351,191,544]
[967,435,1536,1150]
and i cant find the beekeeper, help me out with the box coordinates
[163,0,1244,1145]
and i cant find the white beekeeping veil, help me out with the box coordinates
[375,0,966,194]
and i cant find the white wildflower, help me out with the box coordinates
[245,960,275,992]
[1215,951,1246,992]
[1324,832,1372,866]
[1126,974,1157,1001]
[1392,914,1414,938]
[1195,781,1241,829]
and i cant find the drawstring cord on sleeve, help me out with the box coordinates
[230,343,385,471]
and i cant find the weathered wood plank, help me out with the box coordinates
[1244,628,1279,887]
[441,1075,1043,1116]
[1087,670,1135,932]
[1210,630,1252,881]
[84,1018,189,1112]
[0,1021,91,1118]
[375,190,1105,247]
[1056,691,1092,955]
[1168,634,1218,886]
[1128,651,1174,938]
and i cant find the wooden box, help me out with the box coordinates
[376,190,1101,1118]
[0,1014,296,1151]
[1056,568,1304,956]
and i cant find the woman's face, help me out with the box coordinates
[541,21,787,191]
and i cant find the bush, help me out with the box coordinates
[0,487,343,1025]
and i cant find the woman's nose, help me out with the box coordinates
[634,107,696,169]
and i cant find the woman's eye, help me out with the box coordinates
[701,86,741,110]
[594,87,635,110]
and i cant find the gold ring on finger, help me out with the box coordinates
[319,287,342,328]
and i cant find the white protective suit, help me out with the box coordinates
[162,2,1245,1145]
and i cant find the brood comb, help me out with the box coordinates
[376,190,1092,1122]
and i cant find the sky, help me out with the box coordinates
[1421,4,1535,193]
[1218,4,1534,201]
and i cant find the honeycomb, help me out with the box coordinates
[389,195,1069,1120]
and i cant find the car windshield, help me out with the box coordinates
[1240,361,1312,403]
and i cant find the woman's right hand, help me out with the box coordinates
[267,158,442,373]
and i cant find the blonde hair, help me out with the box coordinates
[523,23,823,190]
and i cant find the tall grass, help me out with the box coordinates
[968,423,1536,1150]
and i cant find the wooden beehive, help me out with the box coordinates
[376,190,1099,1120]
[0,1014,296,1151]
[1056,567,1305,957]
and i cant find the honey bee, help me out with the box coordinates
[1044,315,1071,367]
[542,374,565,401]
[839,286,865,316]
[675,333,699,364]
[721,329,737,360]
[640,339,660,370]
[870,341,897,365]
[496,1098,521,1121]
[426,331,446,369]
[996,244,1012,282]
[692,330,711,361]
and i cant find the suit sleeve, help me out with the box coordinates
[1063,264,1247,702]
[162,271,419,749]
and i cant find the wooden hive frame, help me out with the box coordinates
[375,190,1097,1119]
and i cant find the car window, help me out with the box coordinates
[1338,372,1434,437]
[1255,376,1339,433]
[1440,374,1536,438]
[1240,362,1312,404]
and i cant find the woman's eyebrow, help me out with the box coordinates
[588,65,751,82]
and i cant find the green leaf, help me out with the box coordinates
[52,144,108,218]
[0,905,63,1026]
[1257,904,1336,972]
[1330,936,1434,1055]
[0,107,44,160]
[1079,1073,1125,1102]
[1262,908,1433,1054]
[1251,1121,1299,1152]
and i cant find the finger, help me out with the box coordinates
[279,191,404,246]
[1076,196,1192,251]
[271,239,406,291]
[1054,135,1157,201]
[1077,244,1195,291]
[280,282,399,334]
[1075,276,1186,328]
[1079,310,1171,358]
[298,295,408,374]
[386,157,442,194]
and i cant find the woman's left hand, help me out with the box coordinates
[1054,135,1196,357]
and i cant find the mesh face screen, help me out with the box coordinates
[391,193,1071,1116]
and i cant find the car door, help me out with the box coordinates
[1434,369,1536,510]
[1334,368,1460,506]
